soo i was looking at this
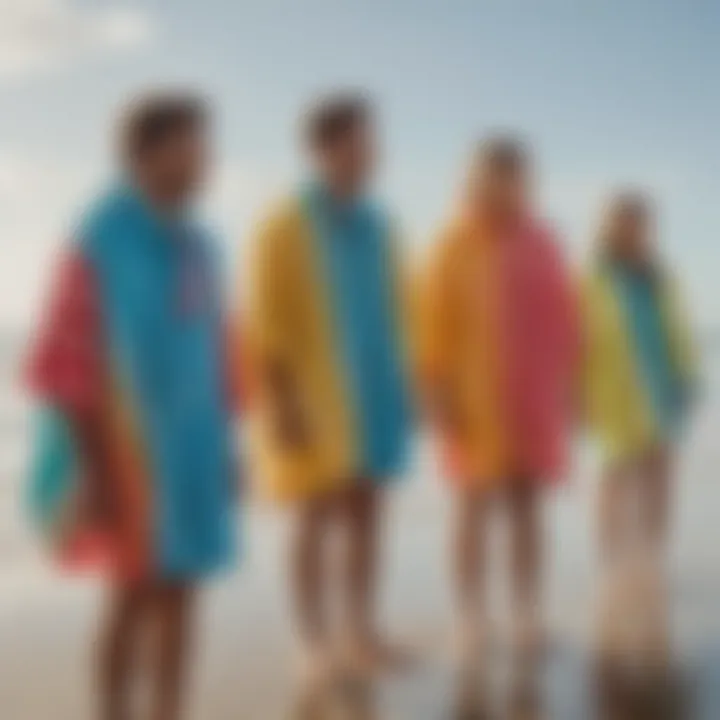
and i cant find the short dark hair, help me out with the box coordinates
[119,91,208,162]
[612,190,651,220]
[476,134,529,175]
[304,92,372,150]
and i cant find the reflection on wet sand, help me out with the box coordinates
[507,663,545,720]
[453,655,546,720]
[453,659,492,720]
[452,652,688,720]
[594,657,689,720]
[593,553,691,720]
[292,679,377,720]
[449,561,690,720]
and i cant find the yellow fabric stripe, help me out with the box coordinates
[244,198,356,503]
[580,269,696,462]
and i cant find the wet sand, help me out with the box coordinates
[1,404,720,719]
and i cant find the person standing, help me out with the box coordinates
[419,137,578,663]
[581,192,697,663]
[25,93,239,720]
[245,93,412,691]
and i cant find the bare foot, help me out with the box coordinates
[454,614,490,669]
[296,641,339,700]
[340,634,415,680]
[454,664,492,720]
[512,611,546,664]
[292,688,332,720]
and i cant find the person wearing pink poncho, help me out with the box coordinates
[419,136,579,663]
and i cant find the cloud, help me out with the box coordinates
[0,0,155,81]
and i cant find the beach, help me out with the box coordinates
[2,1,719,716]
[1,352,719,719]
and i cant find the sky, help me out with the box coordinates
[0,0,718,333]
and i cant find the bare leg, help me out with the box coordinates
[507,478,543,658]
[598,462,631,567]
[97,581,150,720]
[644,445,673,557]
[508,657,543,720]
[344,484,381,643]
[596,461,633,663]
[341,483,409,675]
[290,496,335,690]
[452,488,489,662]
[151,582,196,720]
[638,446,674,666]
[292,498,333,645]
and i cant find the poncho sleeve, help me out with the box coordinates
[25,247,105,418]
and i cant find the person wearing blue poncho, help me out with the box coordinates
[25,93,241,720]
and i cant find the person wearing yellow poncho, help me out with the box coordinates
[244,94,413,685]
[581,192,698,663]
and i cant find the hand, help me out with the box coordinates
[73,415,115,526]
[427,386,461,436]
[266,360,309,449]
[275,398,309,449]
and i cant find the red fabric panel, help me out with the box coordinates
[25,249,104,417]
